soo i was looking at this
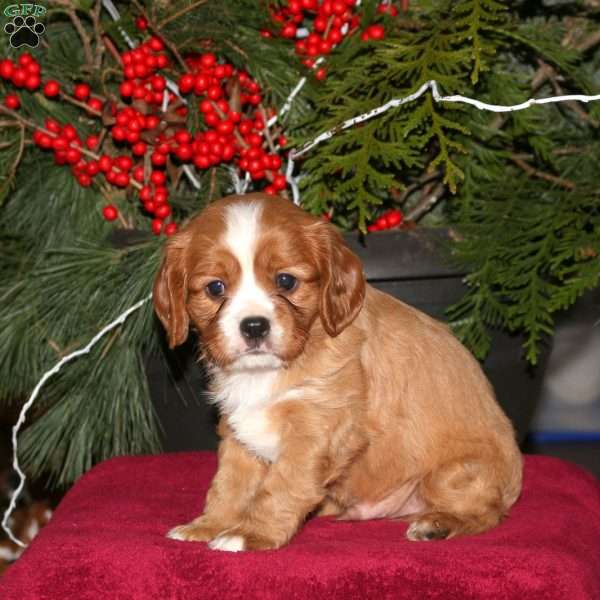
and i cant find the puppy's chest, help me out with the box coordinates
[213,371,283,463]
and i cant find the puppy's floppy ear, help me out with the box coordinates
[312,223,366,337]
[153,236,190,349]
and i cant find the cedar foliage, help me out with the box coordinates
[0,0,598,486]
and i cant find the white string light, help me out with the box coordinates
[1,294,152,547]
[285,79,600,204]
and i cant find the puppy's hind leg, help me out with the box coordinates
[406,454,522,541]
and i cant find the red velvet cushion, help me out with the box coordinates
[1,453,599,599]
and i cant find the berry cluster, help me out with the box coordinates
[367,208,403,232]
[264,0,400,79]
[177,54,288,192]
[0,52,41,94]
[0,36,289,235]
[118,37,170,106]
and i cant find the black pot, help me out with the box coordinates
[150,228,548,450]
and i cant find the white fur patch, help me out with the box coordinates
[220,202,283,357]
[212,368,281,462]
[209,534,245,552]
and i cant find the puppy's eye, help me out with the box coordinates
[276,273,297,291]
[206,280,225,297]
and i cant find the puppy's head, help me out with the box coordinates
[153,193,365,371]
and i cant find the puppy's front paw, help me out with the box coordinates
[208,534,246,552]
[167,520,220,543]
[208,524,282,552]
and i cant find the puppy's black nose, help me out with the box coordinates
[240,316,270,340]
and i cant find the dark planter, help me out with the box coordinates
[150,228,548,451]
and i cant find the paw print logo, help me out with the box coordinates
[4,16,45,48]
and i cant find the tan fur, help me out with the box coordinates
[155,193,522,550]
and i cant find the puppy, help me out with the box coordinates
[154,193,522,552]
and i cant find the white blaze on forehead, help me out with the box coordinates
[220,202,280,353]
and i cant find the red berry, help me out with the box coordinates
[62,124,78,141]
[112,126,127,142]
[73,83,91,101]
[151,75,166,92]
[86,161,100,176]
[132,142,147,156]
[119,81,134,97]
[214,64,228,79]
[367,224,381,232]
[329,28,344,44]
[154,187,169,204]
[11,69,26,87]
[207,85,223,101]
[149,37,164,52]
[139,185,152,202]
[114,171,130,187]
[0,59,14,79]
[115,155,133,171]
[315,67,327,81]
[24,74,41,91]
[35,131,53,149]
[193,154,211,169]
[52,137,68,151]
[314,16,328,32]
[269,155,283,170]
[4,94,20,110]
[368,24,386,40]
[98,155,113,172]
[273,174,287,190]
[132,166,145,182]
[146,115,160,130]
[199,99,214,113]
[278,135,287,147]
[77,173,92,187]
[135,16,148,30]
[87,98,103,112]
[175,144,193,161]
[386,209,403,227]
[45,118,61,134]
[151,218,163,235]
[264,185,276,195]
[85,135,99,150]
[375,215,389,229]
[18,53,34,67]
[164,222,178,236]
[155,203,171,219]
[174,130,192,145]
[204,112,220,127]
[260,29,272,38]
[151,151,167,167]
[102,205,119,221]
[200,53,217,69]
[150,170,166,185]
[43,80,60,97]
[281,23,297,38]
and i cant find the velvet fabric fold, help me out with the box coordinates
[2,453,599,599]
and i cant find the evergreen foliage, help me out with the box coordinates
[0,0,598,485]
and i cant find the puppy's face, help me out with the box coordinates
[153,194,365,371]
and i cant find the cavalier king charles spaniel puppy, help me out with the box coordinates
[154,193,522,552]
